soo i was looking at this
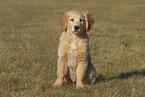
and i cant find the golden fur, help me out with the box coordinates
[53,10,96,88]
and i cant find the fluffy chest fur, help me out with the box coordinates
[68,39,78,69]
[59,32,89,82]
[66,34,88,69]
[68,40,78,82]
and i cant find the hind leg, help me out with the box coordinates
[86,63,96,85]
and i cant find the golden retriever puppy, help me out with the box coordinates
[53,10,96,88]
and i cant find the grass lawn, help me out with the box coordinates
[0,0,145,96]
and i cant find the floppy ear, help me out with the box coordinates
[60,12,68,31]
[83,11,95,31]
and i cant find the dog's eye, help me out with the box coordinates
[80,18,83,21]
[71,19,74,21]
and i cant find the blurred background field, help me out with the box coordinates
[0,0,145,96]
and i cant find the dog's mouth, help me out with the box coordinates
[72,31,81,35]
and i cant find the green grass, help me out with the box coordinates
[0,0,145,96]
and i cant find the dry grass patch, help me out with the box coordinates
[0,0,145,96]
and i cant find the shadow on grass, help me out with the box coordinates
[96,69,145,83]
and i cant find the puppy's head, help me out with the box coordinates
[60,10,94,35]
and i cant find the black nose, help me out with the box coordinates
[74,25,80,30]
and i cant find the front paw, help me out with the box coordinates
[53,80,63,87]
[76,82,85,89]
